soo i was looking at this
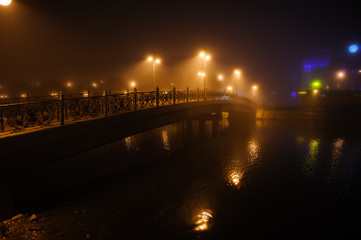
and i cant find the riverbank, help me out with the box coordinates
[0,213,63,240]
[256,105,361,121]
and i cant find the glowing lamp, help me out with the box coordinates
[0,0,11,6]
[337,71,345,78]
[348,44,359,54]
[310,80,322,89]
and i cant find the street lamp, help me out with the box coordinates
[218,74,223,81]
[130,81,136,88]
[0,0,11,6]
[234,69,241,94]
[227,86,233,93]
[336,71,345,79]
[147,55,161,89]
[199,51,211,96]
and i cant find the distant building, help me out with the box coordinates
[297,45,361,92]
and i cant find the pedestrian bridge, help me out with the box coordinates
[0,89,256,178]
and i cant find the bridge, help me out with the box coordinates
[0,88,256,178]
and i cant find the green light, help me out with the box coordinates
[310,80,322,89]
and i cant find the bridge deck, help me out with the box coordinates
[0,89,254,138]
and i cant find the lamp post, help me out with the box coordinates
[234,69,241,95]
[199,52,211,99]
[147,55,161,90]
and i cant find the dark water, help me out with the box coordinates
[11,118,361,239]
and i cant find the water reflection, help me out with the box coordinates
[162,130,171,151]
[328,138,345,182]
[228,170,243,187]
[303,139,320,177]
[194,209,213,231]
[331,138,345,165]
[124,136,139,151]
[223,139,261,188]
[247,140,261,165]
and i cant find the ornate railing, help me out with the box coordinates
[0,87,247,135]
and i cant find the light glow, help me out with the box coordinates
[218,74,223,80]
[348,44,359,54]
[310,80,322,89]
[0,0,11,6]
[336,71,345,78]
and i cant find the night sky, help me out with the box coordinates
[1,0,360,104]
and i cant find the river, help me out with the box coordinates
[9,116,361,239]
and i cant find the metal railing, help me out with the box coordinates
[0,87,249,135]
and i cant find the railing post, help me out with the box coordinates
[134,88,137,111]
[87,89,90,98]
[173,87,176,104]
[197,88,199,102]
[104,90,108,117]
[204,88,207,101]
[186,87,189,102]
[60,90,64,126]
[156,87,160,107]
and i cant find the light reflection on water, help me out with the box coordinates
[303,139,320,177]
[194,209,213,231]
[124,136,139,151]
[330,138,345,169]
[161,130,171,151]
[223,139,261,189]
[247,139,261,165]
